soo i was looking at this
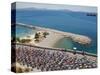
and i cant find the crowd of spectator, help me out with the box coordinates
[15,45,97,72]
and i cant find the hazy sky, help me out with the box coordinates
[14,2,97,13]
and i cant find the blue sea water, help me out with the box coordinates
[16,25,37,37]
[15,8,97,54]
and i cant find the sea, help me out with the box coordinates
[14,8,97,54]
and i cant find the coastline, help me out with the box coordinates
[16,23,95,55]
[17,23,92,45]
[35,25,92,45]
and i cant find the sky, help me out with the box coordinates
[13,2,97,13]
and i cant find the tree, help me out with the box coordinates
[34,33,40,42]
[43,32,49,38]
[16,37,20,42]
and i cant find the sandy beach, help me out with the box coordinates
[35,25,91,45]
[17,23,92,49]
[16,23,97,60]
[36,31,64,48]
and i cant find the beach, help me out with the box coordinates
[17,23,92,49]
[36,31,64,48]
[11,3,97,73]
[13,24,97,73]
[16,7,97,54]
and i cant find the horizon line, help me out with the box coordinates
[12,2,97,13]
